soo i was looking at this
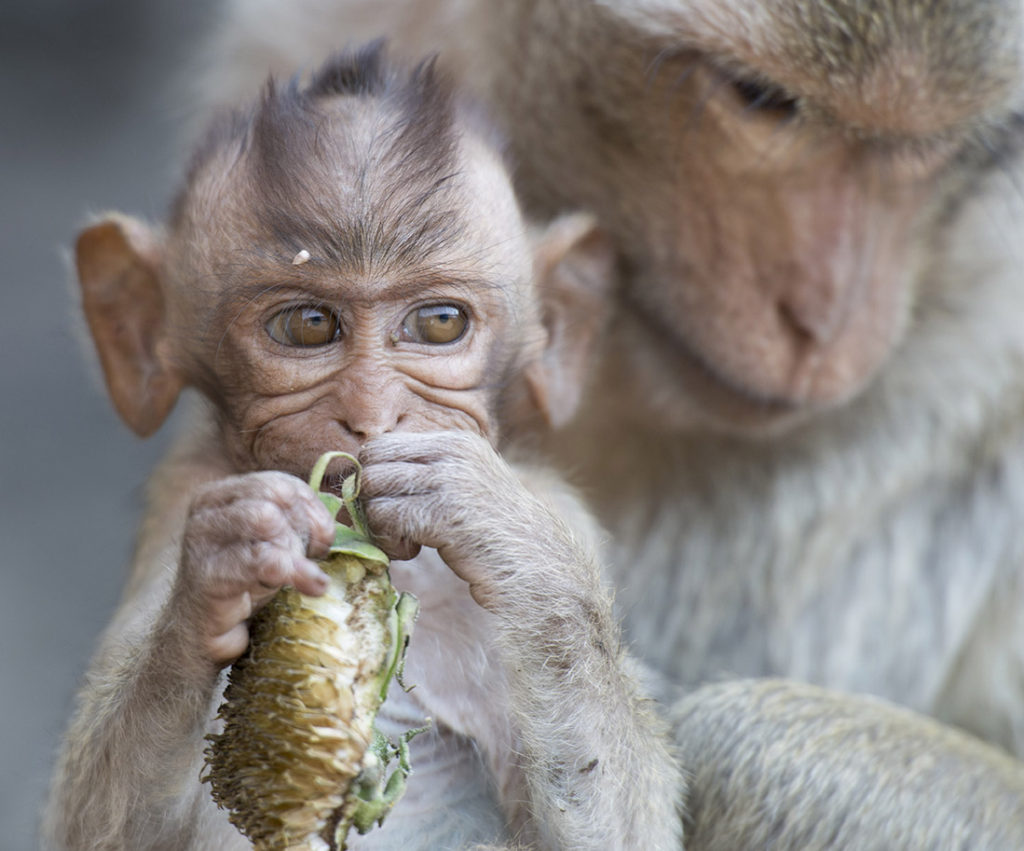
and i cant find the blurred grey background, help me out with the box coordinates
[1,2,216,846]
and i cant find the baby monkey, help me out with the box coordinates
[45,44,682,850]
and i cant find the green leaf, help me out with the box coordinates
[307,450,358,492]
[329,526,389,565]
[381,592,419,699]
[342,469,359,503]
[318,492,344,521]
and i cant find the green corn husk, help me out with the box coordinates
[203,452,419,851]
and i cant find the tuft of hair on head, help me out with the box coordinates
[305,38,391,98]
[250,43,466,272]
[169,41,478,278]
[247,40,459,184]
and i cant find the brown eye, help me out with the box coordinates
[265,306,340,347]
[731,76,798,117]
[401,304,468,344]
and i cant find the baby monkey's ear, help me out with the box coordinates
[76,214,184,437]
[526,213,615,429]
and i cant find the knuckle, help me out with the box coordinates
[359,441,389,466]
[255,550,290,588]
[209,543,257,583]
[237,470,302,504]
[251,469,298,489]
[293,486,327,516]
[283,502,335,554]
[363,501,398,535]
[368,496,422,536]
[358,466,385,496]
[360,463,401,497]
[308,505,337,540]
[246,500,289,539]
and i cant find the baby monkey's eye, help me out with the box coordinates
[265,306,341,347]
[401,304,468,344]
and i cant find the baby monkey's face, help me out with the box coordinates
[166,130,539,479]
[205,248,527,477]
[72,58,609,467]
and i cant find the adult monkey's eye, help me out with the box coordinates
[730,75,799,117]
[265,306,341,346]
[401,304,468,344]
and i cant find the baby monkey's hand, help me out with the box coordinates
[170,471,335,665]
[360,431,580,611]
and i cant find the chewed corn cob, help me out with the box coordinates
[203,451,420,851]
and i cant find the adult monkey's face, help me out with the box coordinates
[502,0,1023,433]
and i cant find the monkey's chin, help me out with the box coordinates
[616,303,880,439]
[671,362,859,440]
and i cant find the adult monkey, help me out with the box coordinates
[196,0,1024,844]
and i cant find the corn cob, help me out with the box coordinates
[203,452,419,851]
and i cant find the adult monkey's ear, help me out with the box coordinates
[525,213,615,428]
[76,214,184,437]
